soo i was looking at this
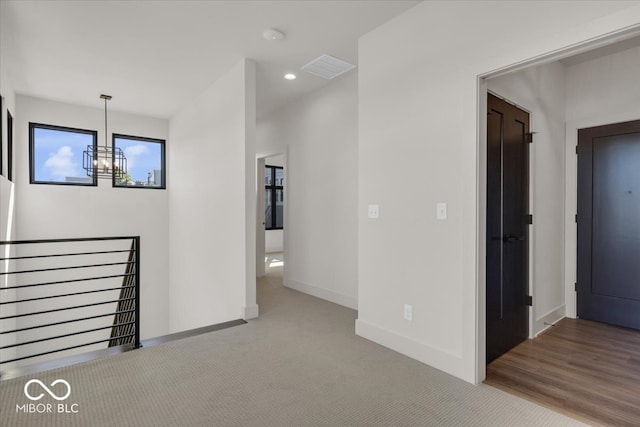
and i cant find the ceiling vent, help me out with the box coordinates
[300,54,356,79]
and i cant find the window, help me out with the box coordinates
[29,123,97,185]
[265,165,284,230]
[7,111,13,181]
[0,95,3,177]
[113,134,165,189]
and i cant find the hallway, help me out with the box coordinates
[0,259,586,426]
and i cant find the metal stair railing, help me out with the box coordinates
[0,236,140,374]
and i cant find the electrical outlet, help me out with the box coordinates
[403,304,413,321]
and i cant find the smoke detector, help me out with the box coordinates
[263,28,285,41]
[301,54,356,79]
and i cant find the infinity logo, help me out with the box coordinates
[24,379,71,401]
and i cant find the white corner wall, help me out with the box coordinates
[169,59,257,332]
[357,0,640,383]
[13,95,170,341]
[0,60,17,368]
[0,92,16,244]
[0,53,16,246]
[265,230,283,254]
[564,44,640,318]
[257,72,358,309]
[487,62,567,337]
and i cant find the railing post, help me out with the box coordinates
[134,236,141,349]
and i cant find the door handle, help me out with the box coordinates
[490,234,525,242]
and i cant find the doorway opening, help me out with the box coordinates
[263,154,284,279]
[256,153,286,310]
[479,29,640,424]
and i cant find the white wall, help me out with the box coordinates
[264,154,283,167]
[0,70,16,246]
[0,55,17,368]
[169,59,257,332]
[357,0,640,384]
[13,96,170,341]
[257,72,358,309]
[265,230,283,253]
[487,62,566,337]
[0,169,17,368]
[0,52,17,245]
[7,95,170,366]
[564,44,640,318]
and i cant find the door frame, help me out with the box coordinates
[475,25,640,383]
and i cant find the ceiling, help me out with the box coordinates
[0,0,420,119]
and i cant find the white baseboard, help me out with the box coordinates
[533,304,565,337]
[243,304,259,320]
[355,318,466,381]
[284,279,357,310]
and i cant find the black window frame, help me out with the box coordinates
[0,95,4,177]
[29,122,98,186]
[112,133,166,190]
[7,110,13,182]
[265,165,283,230]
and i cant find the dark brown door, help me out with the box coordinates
[486,93,530,364]
[577,119,640,329]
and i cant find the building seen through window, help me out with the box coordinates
[113,134,166,189]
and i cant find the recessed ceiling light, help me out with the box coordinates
[284,73,296,80]
[263,28,285,41]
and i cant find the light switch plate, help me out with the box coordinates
[437,202,447,220]
[368,204,379,219]
[403,304,413,321]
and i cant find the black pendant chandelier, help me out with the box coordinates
[83,94,127,180]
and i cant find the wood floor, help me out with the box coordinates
[485,318,640,426]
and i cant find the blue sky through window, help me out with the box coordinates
[33,127,94,182]
[114,136,163,184]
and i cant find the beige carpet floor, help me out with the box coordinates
[0,269,585,426]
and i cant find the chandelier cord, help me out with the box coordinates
[104,96,108,149]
